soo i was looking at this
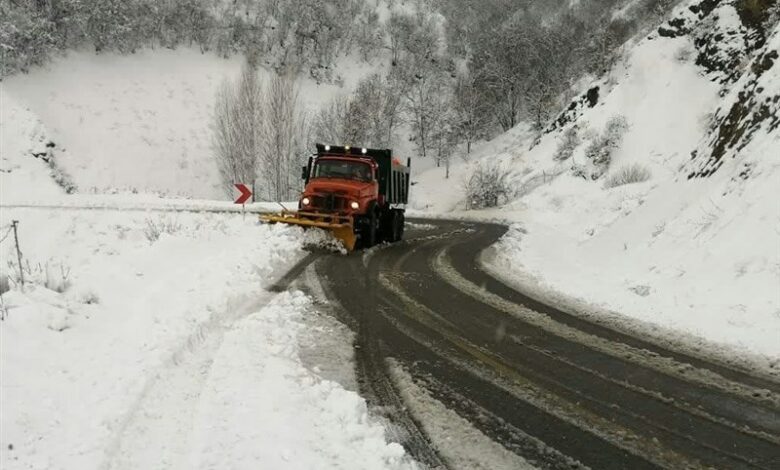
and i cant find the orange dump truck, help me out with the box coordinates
[261,143,411,251]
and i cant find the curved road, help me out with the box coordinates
[304,220,780,469]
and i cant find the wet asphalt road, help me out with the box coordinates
[299,219,780,469]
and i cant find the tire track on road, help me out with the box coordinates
[315,219,780,469]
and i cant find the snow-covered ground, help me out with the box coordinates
[413,4,780,364]
[0,38,429,469]
[0,208,414,469]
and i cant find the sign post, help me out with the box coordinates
[234,183,253,220]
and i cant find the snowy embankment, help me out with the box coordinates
[0,208,412,469]
[413,2,780,365]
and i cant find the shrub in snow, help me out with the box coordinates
[570,163,589,180]
[629,285,651,297]
[604,164,652,188]
[462,162,513,209]
[144,217,182,243]
[30,143,77,194]
[5,258,71,292]
[584,115,629,179]
[45,262,71,293]
[79,290,100,305]
[49,163,77,194]
[553,126,581,161]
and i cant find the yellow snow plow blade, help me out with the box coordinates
[260,211,357,251]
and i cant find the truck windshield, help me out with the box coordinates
[313,160,372,182]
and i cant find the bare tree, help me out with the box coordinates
[386,11,415,66]
[405,68,450,160]
[212,60,263,197]
[462,162,513,209]
[451,73,490,155]
[312,95,351,144]
[258,70,309,201]
[313,72,406,149]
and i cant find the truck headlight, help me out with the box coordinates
[302,197,311,206]
[350,201,359,210]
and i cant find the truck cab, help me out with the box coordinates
[299,144,411,248]
[300,157,379,215]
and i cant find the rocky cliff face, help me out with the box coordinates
[654,0,779,181]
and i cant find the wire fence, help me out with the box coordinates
[0,222,15,319]
[0,224,14,244]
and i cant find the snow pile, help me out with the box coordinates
[0,208,410,468]
[188,291,412,470]
[414,1,780,361]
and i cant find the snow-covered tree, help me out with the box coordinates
[405,69,451,160]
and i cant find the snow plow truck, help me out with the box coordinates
[261,143,411,251]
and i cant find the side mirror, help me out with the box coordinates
[301,166,308,180]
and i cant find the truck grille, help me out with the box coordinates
[311,193,348,211]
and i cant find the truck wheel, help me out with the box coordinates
[386,210,404,243]
[367,203,379,247]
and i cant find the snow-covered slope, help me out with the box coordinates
[414,0,780,362]
[1,48,376,200]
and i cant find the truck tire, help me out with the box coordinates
[386,209,404,243]
[364,202,379,248]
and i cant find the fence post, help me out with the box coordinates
[11,220,24,290]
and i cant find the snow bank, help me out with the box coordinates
[0,208,302,467]
[389,362,533,470]
[0,208,411,468]
[188,291,413,470]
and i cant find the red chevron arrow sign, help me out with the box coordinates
[234,183,252,204]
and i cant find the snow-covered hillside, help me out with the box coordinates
[414,0,780,362]
[1,48,376,200]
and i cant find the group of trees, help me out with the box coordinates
[2,0,215,75]
[311,73,404,149]
[213,63,308,201]
[1,0,381,77]
[305,0,681,181]
[312,4,481,178]
[461,0,679,134]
